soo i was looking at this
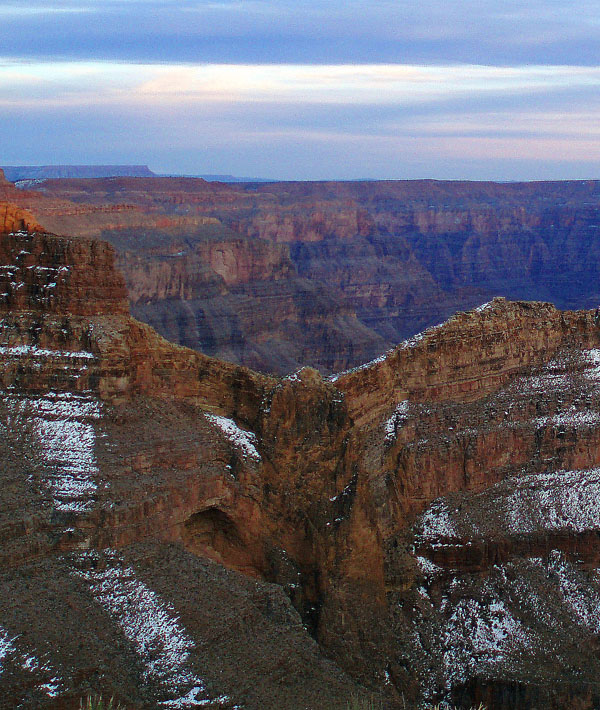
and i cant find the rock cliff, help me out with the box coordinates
[0,206,365,709]
[11,176,600,375]
[5,204,600,708]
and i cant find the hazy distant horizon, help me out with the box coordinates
[4,163,600,185]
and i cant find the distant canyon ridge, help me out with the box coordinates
[3,169,600,374]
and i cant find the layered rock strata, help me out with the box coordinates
[0,213,364,709]
[5,204,600,708]
[10,175,600,375]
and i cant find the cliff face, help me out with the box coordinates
[5,207,600,708]
[0,206,365,709]
[0,229,127,318]
[103,224,387,374]
[12,176,600,375]
[335,299,600,424]
[0,171,42,233]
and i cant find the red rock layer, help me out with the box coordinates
[4,207,600,708]
[10,175,600,376]
[335,298,600,424]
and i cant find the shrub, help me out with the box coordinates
[79,695,125,710]
[346,694,383,710]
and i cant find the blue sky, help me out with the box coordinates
[1,0,599,179]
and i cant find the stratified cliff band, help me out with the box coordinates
[4,200,600,708]
[6,171,600,375]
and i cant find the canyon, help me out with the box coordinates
[4,172,600,376]
[4,187,600,708]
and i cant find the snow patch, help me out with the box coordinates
[0,344,94,359]
[416,556,443,577]
[384,400,410,442]
[162,691,231,707]
[0,626,63,697]
[419,499,457,541]
[513,372,570,395]
[505,468,600,534]
[4,392,101,512]
[283,370,302,383]
[474,301,494,313]
[584,349,600,382]
[205,414,260,461]
[441,597,530,688]
[73,552,231,708]
[534,409,600,429]
[547,552,600,633]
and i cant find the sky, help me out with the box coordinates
[0,0,599,180]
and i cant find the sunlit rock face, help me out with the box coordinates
[5,199,600,708]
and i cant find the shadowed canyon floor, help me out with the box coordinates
[4,203,600,708]
[4,171,600,375]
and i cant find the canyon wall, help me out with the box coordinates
[9,175,600,375]
[5,204,600,707]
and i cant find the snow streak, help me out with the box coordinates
[205,414,260,461]
[73,552,232,708]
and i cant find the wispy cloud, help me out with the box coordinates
[0,5,92,15]
[0,58,598,179]
[1,61,599,108]
[1,2,598,179]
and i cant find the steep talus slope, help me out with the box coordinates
[11,175,600,374]
[6,202,600,708]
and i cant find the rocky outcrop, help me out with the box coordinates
[0,172,42,233]
[335,298,600,424]
[0,228,127,317]
[0,209,368,708]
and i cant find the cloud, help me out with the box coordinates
[0,6,90,16]
[0,58,598,180]
[0,2,598,180]
[0,0,599,65]
[2,61,599,109]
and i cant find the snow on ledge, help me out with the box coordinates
[4,391,101,512]
[419,499,458,541]
[384,400,410,442]
[205,414,261,461]
[505,468,600,534]
[473,300,495,313]
[0,344,95,359]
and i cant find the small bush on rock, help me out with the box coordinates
[79,695,125,710]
